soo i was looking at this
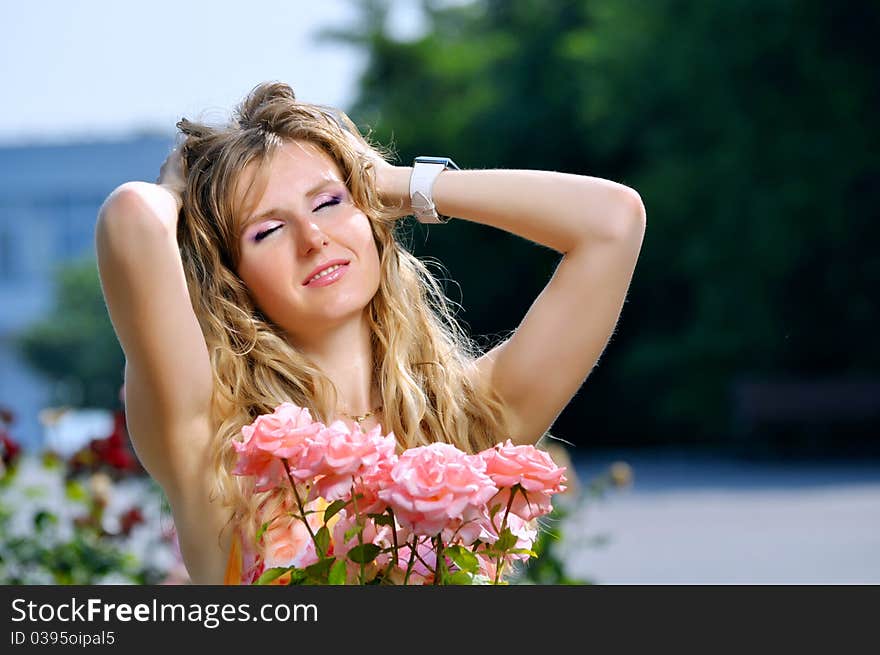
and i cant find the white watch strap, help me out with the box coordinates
[409,160,450,224]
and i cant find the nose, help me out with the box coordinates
[297,219,329,256]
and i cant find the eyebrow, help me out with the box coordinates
[240,180,342,232]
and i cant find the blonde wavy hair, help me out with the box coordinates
[173,82,513,551]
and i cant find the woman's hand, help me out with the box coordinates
[341,128,413,219]
[374,163,414,219]
[156,145,186,214]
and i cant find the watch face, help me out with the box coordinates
[415,156,459,170]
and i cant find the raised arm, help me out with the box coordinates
[95,151,213,477]
[378,164,646,445]
[94,150,227,581]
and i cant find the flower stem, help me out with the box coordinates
[380,507,400,581]
[494,484,519,585]
[433,535,442,585]
[351,484,366,584]
[388,508,400,561]
[403,534,418,585]
[281,458,322,557]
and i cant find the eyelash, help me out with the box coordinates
[253,196,342,242]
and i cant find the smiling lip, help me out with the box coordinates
[303,260,350,287]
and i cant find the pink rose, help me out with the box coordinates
[232,441,286,492]
[232,403,322,491]
[476,552,497,580]
[251,402,321,459]
[330,509,400,583]
[475,514,537,582]
[479,440,567,521]
[261,505,321,570]
[394,537,440,584]
[323,422,395,476]
[331,510,382,559]
[236,403,323,457]
[351,429,398,514]
[296,421,397,503]
[378,443,498,541]
[287,421,336,483]
[479,512,538,561]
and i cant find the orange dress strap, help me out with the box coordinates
[224,525,265,585]
[224,531,243,585]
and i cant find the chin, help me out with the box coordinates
[306,296,376,329]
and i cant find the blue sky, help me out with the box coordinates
[1,0,425,144]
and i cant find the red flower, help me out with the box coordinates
[1,432,21,467]
[0,406,21,467]
[73,411,143,475]
[119,507,145,536]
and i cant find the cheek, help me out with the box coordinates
[238,260,265,293]
[349,215,380,266]
[359,228,382,283]
[238,256,288,308]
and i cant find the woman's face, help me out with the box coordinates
[235,139,381,343]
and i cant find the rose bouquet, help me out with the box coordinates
[232,402,566,585]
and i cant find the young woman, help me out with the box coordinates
[95,82,646,584]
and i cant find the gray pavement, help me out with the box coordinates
[560,449,880,584]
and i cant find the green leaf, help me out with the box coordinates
[328,559,347,585]
[347,543,382,564]
[305,558,334,580]
[286,569,308,585]
[508,548,538,558]
[64,480,87,503]
[33,510,57,532]
[443,545,479,573]
[372,514,394,527]
[255,521,270,543]
[446,570,475,585]
[324,499,348,523]
[495,528,518,552]
[255,567,291,585]
[315,526,330,557]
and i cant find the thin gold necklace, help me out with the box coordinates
[339,405,382,424]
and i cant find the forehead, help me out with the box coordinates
[235,140,343,223]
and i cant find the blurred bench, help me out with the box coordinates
[730,377,880,438]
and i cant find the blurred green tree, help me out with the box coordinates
[15,259,123,409]
[324,0,879,448]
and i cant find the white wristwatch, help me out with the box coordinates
[409,156,459,224]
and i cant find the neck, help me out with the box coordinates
[290,310,379,418]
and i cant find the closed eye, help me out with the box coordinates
[253,196,341,242]
[315,196,341,211]
[254,225,281,242]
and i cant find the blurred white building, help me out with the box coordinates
[0,135,173,449]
